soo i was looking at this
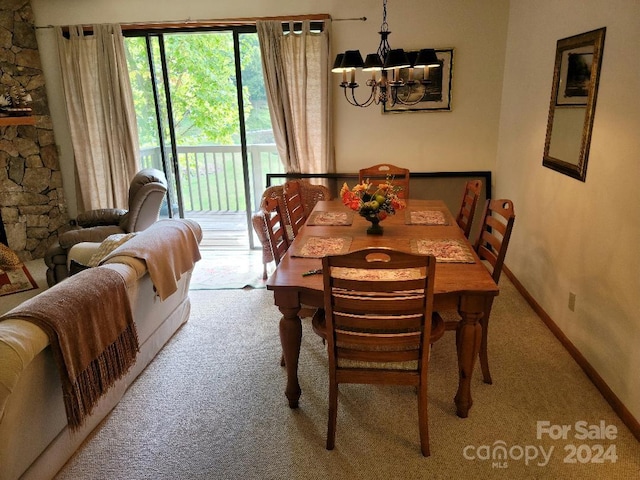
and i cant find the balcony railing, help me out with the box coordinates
[140,144,283,214]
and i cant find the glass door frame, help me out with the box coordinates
[124,25,262,249]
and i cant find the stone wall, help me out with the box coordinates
[0,0,70,261]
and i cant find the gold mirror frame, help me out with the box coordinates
[543,27,606,182]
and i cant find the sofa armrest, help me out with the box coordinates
[0,320,50,420]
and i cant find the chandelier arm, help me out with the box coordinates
[343,84,377,108]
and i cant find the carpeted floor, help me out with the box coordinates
[53,276,640,479]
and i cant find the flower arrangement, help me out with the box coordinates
[340,178,406,222]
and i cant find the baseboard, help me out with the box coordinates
[502,265,640,442]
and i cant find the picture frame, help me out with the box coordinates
[382,48,453,114]
[555,46,594,106]
[543,27,606,182]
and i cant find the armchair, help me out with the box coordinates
[44,168,168,286]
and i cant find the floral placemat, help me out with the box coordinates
[331,266,423,281]
[291,236,353,258]
[307,211,354,226]
[406,210,449,225]
[411,239,475,263]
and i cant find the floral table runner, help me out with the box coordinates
[291,236,353,258]
[307,211,354,226]
[406,210,449,225]
[411,238,475,263]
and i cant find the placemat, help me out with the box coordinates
[411,238,475,263]
[307,211,354,226]
[291,236,353,258]
[406,210,449,225]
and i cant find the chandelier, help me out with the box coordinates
[332,0,441,108]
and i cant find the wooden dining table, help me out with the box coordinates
[266,199,499,418]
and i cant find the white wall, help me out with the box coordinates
[31,0,509,216]
[496,0,640,422]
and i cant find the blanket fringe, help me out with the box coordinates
[64,323,139,430]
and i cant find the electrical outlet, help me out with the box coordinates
[568,292,576,312]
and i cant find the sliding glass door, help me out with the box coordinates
[124,27,283,249]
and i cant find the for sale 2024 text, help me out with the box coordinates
[537,420,618,465]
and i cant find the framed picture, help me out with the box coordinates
[555,45,595,106]
[382,48,454,114]
[543,27,606,182]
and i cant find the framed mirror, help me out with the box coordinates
[543,27,606,182]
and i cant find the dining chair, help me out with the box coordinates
[251,185,286,279]
[311,247,445,456]
[440,198,515,385]
[252,181,332,279]
[359,163,410,199]
[455,179,482,239]
[282,180,308,238]
[262,197,290,268]
[473,198,515,383]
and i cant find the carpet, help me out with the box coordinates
[54,277,640,480]
[189,251,271,290]
[0,263,38,297]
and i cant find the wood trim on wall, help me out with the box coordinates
[266,171,493,200]
[502,265,640,442]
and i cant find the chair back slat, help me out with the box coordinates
[333,295,427,316]
[485,215,507,236]
[333,313,423,331]
[337,347,422,364]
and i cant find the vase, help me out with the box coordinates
[361,212,384,235]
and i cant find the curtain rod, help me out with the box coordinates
[34,13,362,31]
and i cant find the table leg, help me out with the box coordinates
[454,295,485,418]
[479,297,495,384]
[278,305,302,408]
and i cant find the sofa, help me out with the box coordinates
[0,218,202,480]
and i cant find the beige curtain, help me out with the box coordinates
[257,20,334,175]
[55,24,139,211]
